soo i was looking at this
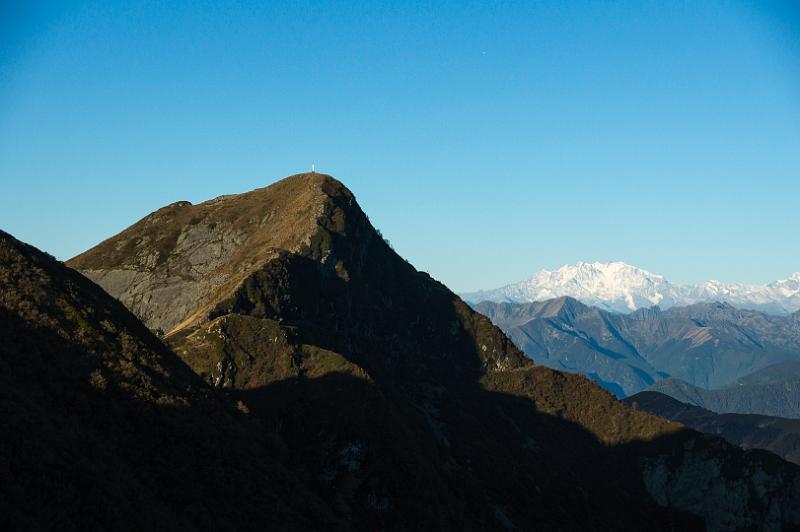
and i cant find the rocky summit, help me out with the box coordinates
[5,173,800,530]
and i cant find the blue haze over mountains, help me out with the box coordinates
[475,297,800,402]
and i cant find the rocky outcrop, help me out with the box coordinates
[638,438,800,531]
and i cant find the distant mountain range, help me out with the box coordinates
[475,297,800,397]
[463,261,800,315]
[625,391,800,465]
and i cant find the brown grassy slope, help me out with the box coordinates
[0,229,338,531]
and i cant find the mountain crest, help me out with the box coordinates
[68,173,370,334]
[68,173,528,383]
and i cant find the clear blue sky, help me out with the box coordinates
[1,1,798,292]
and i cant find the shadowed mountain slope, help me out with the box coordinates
[67,173,800,530]
[476,298,800,396]
[626,391,800,465]
[0,230,339,530]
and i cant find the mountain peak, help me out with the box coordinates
[67,173,370,334]
[551,261,656,276]
[68,174,528,381]
[465,261,669,313]
[571,260,648,271]
[542,295,590,318]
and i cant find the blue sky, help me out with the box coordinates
[1,1,798,292]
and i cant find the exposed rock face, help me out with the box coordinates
[0,230,338,531]
[638,439,800,531]
[69,173,800,530]
[626,391,800,465]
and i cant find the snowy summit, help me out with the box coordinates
[462,262,800,315]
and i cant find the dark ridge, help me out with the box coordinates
[649,373,800,419]
[626,391,800,465]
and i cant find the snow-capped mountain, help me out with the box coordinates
[462,262,800,315]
